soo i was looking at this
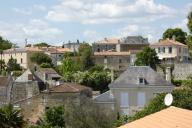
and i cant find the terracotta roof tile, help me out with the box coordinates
[151,39,187,47]
[49,83,91,93]
[119,106,192,128]
[95,38,120,44]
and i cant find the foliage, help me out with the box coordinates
[40,63,52,68]
[135,47,160,70]
[129,89,192,122]
[162,28,187,44]
[187,35,192,56]
[12,71,23,77]
[34,42,50,47]
[0,60,6,71]
[0,104,25,128]
[30,52,52,65]
[7,57,22,72]
[64,97,116,128]
[113,113,128,127]
[171,79,183,87]
[187,11,192,33]
[0,36,12,50]
[79,43,94,70]
[38,106,65,128]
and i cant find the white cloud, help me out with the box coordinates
[0,19,64,44]
[46,0,176,24]
[173,18,188,32]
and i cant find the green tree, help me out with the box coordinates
[34,42,50,47]
[187,11,192,33]
[30,53,52,65]
[135,47,159,70]
[65,97,116,128]
[79,43,94,70]
[162,28,187,44]
[0,104,25,128]
[39,106,65,128]
[0,36,12,50]
[7,57,22,72]
[40,63,52,68]
[129,89,192,122]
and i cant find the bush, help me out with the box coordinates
[40,63,52,68]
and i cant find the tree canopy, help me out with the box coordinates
[30,52,52,66]
[7,57,22,72]
[0,36,12,50]
[162,28,187,44]
[135,47,159,70]
[187,11,192,33]
[34,42,50,47]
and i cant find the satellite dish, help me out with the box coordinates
[164,93,173,106]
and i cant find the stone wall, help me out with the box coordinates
[11,81,39,103]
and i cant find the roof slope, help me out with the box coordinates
[109,66,172,88]
[49,83,91,93]
[94,91,114,103]
[119,106,192,128]
[151,39,187,47]
[15,69,32,82]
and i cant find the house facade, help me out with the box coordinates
[94,66,174,116]
[2,47,43,69]
[151,39,189,63]
[93,36,149,71]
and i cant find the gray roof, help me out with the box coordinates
[93,91,114,103]
[120,36,149,44]
[109,66,173,88]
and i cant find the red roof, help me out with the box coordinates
[151,39,187,47]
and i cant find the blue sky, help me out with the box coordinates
[0,0,191,46]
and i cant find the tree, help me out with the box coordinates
[30,53,52,66]
[40,63,52,68]
[38,106,65,128]
[7,57,22,72]
[79,43,94,70]
[129,89,192,122]
[64,97,116,128]
[162,28,187,44]
[34,42,50,47]
[135,47,160,70]
[0,36,12,50]
[187,11,192,33]
[0,104,25,128]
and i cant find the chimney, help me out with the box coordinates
[104,37,107,41]
[172,35,176,41]
[165,67,171,82]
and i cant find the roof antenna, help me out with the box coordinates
[164,93,173,106]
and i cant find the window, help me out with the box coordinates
[160,47,165,53]
[120,92,129,107]
[21,58,23,64]
[168,47,172,53]
[139,77,145,84]
[179,47,181,53]
[158,47,160,53]
[137,92,146,107]
[97,48,100,52]
[119,59,122,63]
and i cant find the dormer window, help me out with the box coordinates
[139,77,145,85]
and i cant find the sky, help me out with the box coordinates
[0,0,192,46]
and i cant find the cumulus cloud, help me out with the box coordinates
[0,19,64,44]
[46,0,176,24]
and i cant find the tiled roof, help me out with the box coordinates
[94,52,130,56]
[95,38,120,44]
[40,47,72,53]
[109,66,173,88]
[49,83,91,93]
[3,47,43,53]
[119,106,192,128]
[151,39,187,47]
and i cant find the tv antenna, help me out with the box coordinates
[164,93,173,106]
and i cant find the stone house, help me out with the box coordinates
[94,66,174,116]
[0,75,13,106]
[151,39,189,63]
[2,47,43,69]
[62,40,82,52]
[93,36,149,71]
[40,47,72,66]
